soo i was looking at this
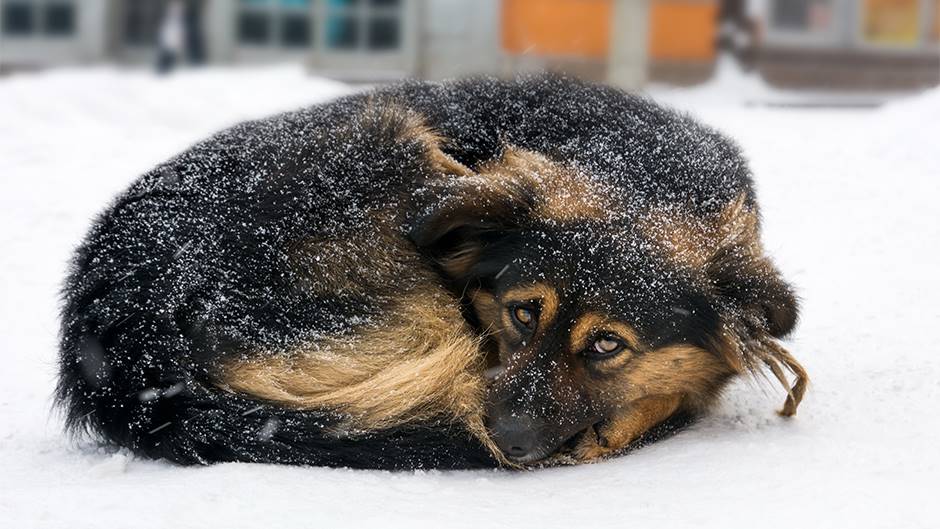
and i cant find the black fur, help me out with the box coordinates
[57,75,789,469]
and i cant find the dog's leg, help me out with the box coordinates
[573,394,683,461]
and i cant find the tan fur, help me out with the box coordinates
[289,102,477,297]
[469,289,501,332]
[499,282,561,331]
[477,147,613,222]
[399,111,474,177]
[289,214,426,298]
[615,344,734,405]
[438,241,483,279]
[217,285,504,460]
[570,345,735,461]
[220,105,513,461]
[756,337,809,417]
[568,312,642,354]
[639,193,809,417]
[716,192,762,256]
[221,103,806,467]
[573,394,684,460]
[412,147,612,281]
[639,192,761,271]
[367,99,474,177]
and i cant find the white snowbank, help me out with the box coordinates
[1,66,938,528]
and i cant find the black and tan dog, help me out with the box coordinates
[57,75,807,469]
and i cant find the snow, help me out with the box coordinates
[1,65,938,528]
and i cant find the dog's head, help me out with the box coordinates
[410,145,801,464]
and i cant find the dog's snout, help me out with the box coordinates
[489,415,543,461]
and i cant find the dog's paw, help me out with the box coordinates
[570,425,617,462]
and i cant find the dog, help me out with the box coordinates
[57,74,807,469]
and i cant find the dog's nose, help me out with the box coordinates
[490,415,542,460]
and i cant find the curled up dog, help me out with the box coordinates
[56,75,807,469]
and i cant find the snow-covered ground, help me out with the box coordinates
[1,65,938,528]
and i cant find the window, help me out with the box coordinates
[366,0,401,50]
[770,0,835,33]
[2,2,34,36]
[282,11,312,46]
[236,0,403,51]
[325,0,403,51]
[123,0,167,46]
[3,0,76,37]
[238,0,313,48]
[367,15,399,50]
[325,12,358,49]
[860,0,921,46]
[44,2,75,36]
[238,11,271,44]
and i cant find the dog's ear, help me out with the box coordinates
[409,175,535,281]
[707,246,799,338]
[704,195,799,338]
[359,98,474,178]
[703,196,806,417]
[642,193,798,338]
[364,101,529,280]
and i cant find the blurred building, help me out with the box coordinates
[1,0,938,90]
[0,0,496,80]
[502,0,719,84]
[752,0,940,89]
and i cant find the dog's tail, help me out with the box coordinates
[56,243,496,471]
[57,317,496,469]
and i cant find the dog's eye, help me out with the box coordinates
[587,336,625,359]
[510,305,538,330]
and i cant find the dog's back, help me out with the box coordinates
[57,86,500,468]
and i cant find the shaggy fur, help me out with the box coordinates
[57,75,806,469]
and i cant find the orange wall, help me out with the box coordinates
[501,0,612,58]
[862,0,921,45]
[936,0,940,41]
[501,0,718,62]
[931,0,940,41]
[649,0,718,61]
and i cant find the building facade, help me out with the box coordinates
[755,0,940,89]
[1,0,938,89]
[0,0,502,80]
